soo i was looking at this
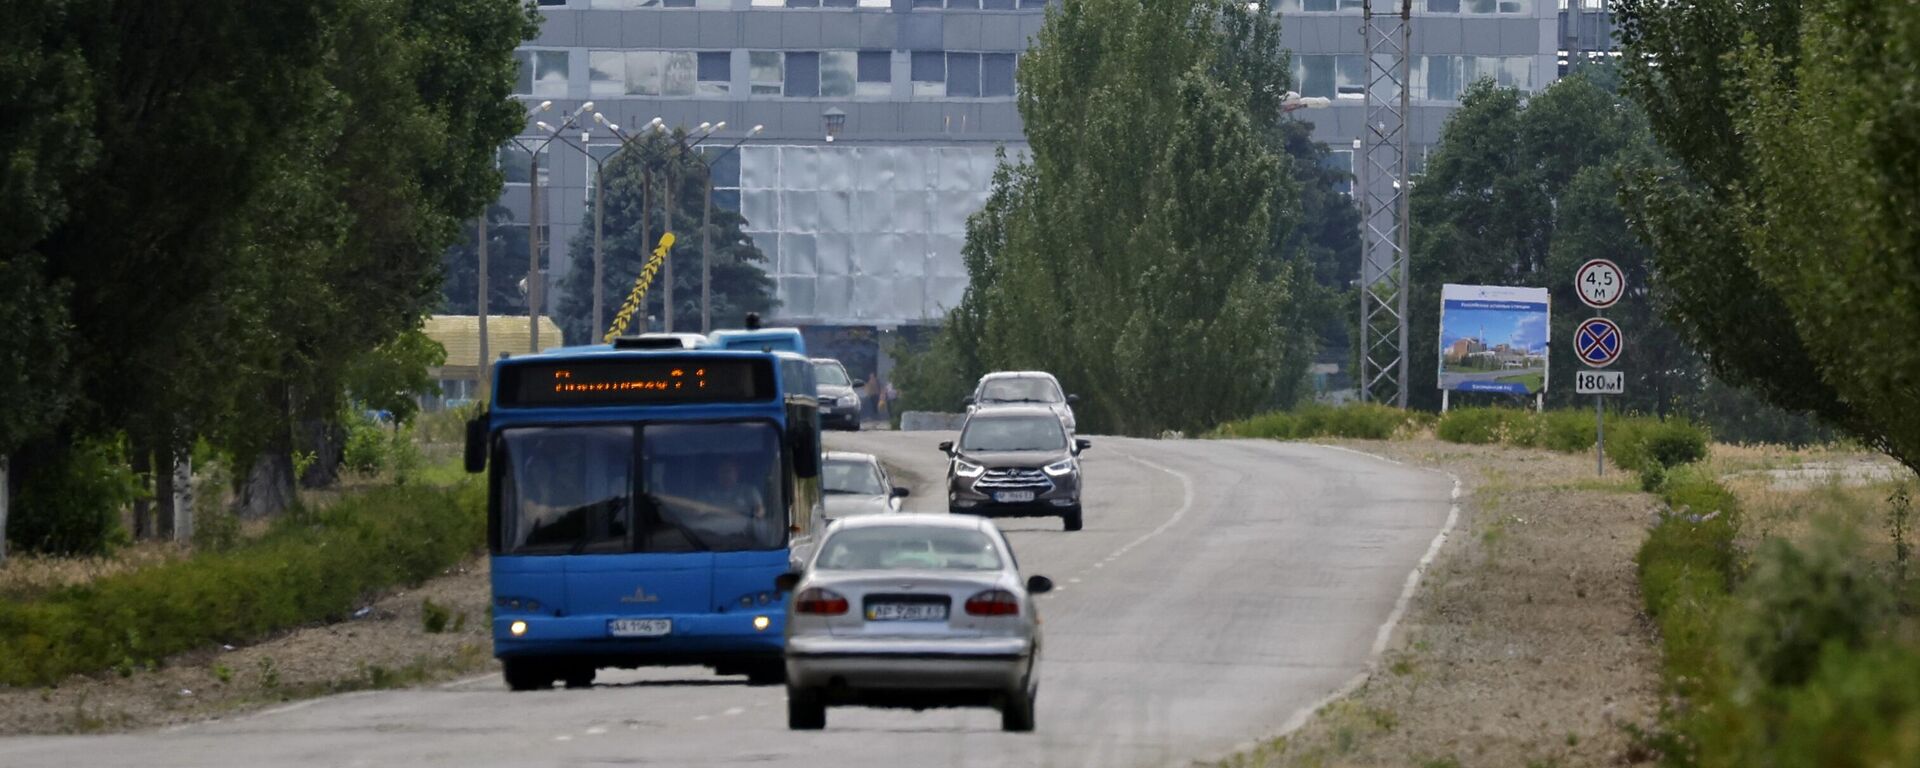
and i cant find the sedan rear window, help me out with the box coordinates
[978,378,1060,404]
[816,527,1003,571]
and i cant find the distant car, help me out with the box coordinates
[966,372,1078,434]
[822,451,909,521]
[709,327,805,354]
[943,406,1089,531]
[811,358,863,431]
[778,513,1052,732]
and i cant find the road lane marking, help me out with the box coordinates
[1207,443,1462,766]
[1103,450,1197,564]
[723,707,745,716]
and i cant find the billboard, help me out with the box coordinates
[1438,284,1550,395]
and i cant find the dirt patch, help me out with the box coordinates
[1213,439,1664,768]
[0,559,496,735]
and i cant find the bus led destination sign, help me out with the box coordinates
[500,357,774,407]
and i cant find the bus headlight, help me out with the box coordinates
[509,620,528,637]
[753,616,771,631]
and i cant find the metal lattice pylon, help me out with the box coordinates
[1357,0,1413,408]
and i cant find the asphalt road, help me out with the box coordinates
[0,433,1453,768]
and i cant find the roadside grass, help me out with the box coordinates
[1212,403,1434,441]
[0,479,484,687]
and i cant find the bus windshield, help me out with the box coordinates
[497,422,785,554]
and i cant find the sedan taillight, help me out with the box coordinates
[964,589,1021,617]
[794,588,849,615]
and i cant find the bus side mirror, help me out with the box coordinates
[774,572,802,593]
[464,416,489,473]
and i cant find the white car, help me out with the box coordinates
[777,514,1052,731]
[822,451,909,521]
[966,371,1078,434]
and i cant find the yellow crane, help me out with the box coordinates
[603,233,675,343]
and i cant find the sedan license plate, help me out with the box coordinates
[867,603,948,622]
[607,618,672,637]
[995,490,1036,503]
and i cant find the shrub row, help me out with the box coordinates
[1432,406,1709,469]
[0,481,484,687]
[1634,458,1920,765]
[1212,403,1435,441]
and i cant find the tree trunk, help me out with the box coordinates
[155,448,176,540]
[299,418,343,489]
[235,452,295,520]
[130,443,153,540]
[172,454,193,544]
[0,455,10,566]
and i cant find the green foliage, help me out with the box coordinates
[908,0,1321,436]
[342,328,446,427]
[1434,407,1519,445]
[421,598,451,634]
[1728,528,1891,690]
[0,481,483,687]
[555,131,776,343]
[1607,418,1709,474]
[1616,0,1918,476]
[1214,403,1430,441]
[8,438,138,557]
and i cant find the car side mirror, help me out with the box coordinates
[852,379,866,388]
[938,440,954,454]
[1075,438,1092,454]
[464,416,489,473]
[1067,394,1080,405]
[1025,575,1054,595]
[891,486,911,498]
[962,396,975,406]
[774,571,803,593]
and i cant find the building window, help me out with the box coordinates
[751,51,784,95]
[948,0,980,7]
[913,0,943,7]
[499,144,552,186]
[785,52,821,97]
[751,0,784,6]
[982,0,1015,8]
[1292,54,1365,100]
[1018,0,1046,6]
[516,50,570,97]
[946,53,981,97]
[857,51,892,97]
[820,51,857,97]
[982,53,1015,96]
[823,0,857,6]
[1413,55,1533,101]
[910,51,945,97]
[589,51,624,97]
[787,0,821,7]
[697,51,731,96]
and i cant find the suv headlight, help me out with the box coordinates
[1042,459,1075,477]
[954,458,986,478]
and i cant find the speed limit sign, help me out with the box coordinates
[1576,259,1625,309]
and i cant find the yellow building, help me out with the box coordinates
[420,315,562,409]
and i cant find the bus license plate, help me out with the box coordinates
[608,618,672,637]
[867,603,947,622]
[995,491,1035,503]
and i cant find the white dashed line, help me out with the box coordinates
[584,726,608,736]
[723,707,745,717]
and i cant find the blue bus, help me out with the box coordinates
[464,340,825,690]
[707,327,806,354]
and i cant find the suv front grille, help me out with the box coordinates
[974,467,1054,492]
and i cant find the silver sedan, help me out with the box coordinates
[775,513,1052,732]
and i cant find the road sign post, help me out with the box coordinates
[1575,259,1628,477]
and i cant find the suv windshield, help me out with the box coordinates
[959,416,1066,452]
[979,377,1060,404]
[823,458,886,495]
[813,361,851,387]
[816,526,1003,571]
[496,422,785,555]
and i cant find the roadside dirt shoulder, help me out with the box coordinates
[0,559,495,736]
[1216,439,1663,768]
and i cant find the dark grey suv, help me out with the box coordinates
[941,406,1090,531]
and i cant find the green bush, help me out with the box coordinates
[1608,417,1709,474]
[0,480,483,687]
[1214,403,1427,441]
[421,598,452,634]
[1539,410,1598,453]
[8,438,139,556]
[1434,407,1524,445]
[343,411,390,475]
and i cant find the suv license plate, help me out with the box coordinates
[995,491,1036,503]
[608,618,672,637]
[867,603,948,622]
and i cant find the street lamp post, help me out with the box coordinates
[658,122,720,332]
[684,125,763,333]
[554,131,616,337]
[510,99,594,353]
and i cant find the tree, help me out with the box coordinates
[1616,0,1918,472]
[555,132,776,345]
[901,0,1313,436]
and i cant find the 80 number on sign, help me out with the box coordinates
[1574,370,1624,395]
